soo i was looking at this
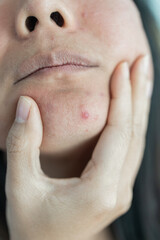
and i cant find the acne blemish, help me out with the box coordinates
[81,11,87,18]
[85,91,91,96]
[100,92,105,97]
[81,111,90,120]
[93,115,99,120]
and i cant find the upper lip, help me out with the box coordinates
[15,50,99,84]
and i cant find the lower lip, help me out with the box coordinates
[15,64,98,84]
[36,65,95,75]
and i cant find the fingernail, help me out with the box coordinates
[146,81,153,98]
[121,62,129,79]
[15,96,31,123]
[140,55,150,74]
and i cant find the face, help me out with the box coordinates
[0,0,151,154]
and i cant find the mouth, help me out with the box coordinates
[14,51,99,85]
[15,64,97,84]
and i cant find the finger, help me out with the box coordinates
[142,72,154,134]
[6,96,45,194]
[81,62,132,191]
[120,55,154,188]
[5,96,90,199]
[131,55,153,137]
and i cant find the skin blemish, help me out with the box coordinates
[80,104,90,120]
[81,10,87,19]
[93,115,99,120]
[81,111,90,120]
[85,91,91,96]
[100,92,105,97]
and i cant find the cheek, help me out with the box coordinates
[82,0,148,61]
[0,86,110,152]
[24,88,109,149]
[0,2,15,63]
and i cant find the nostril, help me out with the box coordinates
[25,16,38,32]
[50,12,64,27]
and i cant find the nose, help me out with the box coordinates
[15,1,76,38]
[26,12,64,31]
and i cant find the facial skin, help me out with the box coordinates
[0,0,151,162]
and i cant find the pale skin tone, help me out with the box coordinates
[0,0,154,239]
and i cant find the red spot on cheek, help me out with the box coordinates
[81,111,90,120]
[93,115,99,120]
[85,91,91,96]
[81,11,87,18]
[100,92,105,97]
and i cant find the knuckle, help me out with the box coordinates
[83,177,119,213]
[118,126,132,143]
[94,188,118,212]
[6,128,26,154]
[103,194,117,211]
[7,137,24,154]
[89,190,118,221]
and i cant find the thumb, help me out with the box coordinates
[6,96,44,187]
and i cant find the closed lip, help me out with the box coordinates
[15,50,99,84]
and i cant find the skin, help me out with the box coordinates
[0,0,153,239]
[0,0,150,152]
[0,0,151,177]
[5,57,153,240]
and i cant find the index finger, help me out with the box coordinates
[81,62,132,189]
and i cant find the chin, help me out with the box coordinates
[31,87,110,154]
[39,116,107,155]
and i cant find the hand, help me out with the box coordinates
[5,55,153,240]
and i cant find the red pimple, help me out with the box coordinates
[81,111,90,119]
[85,91,91,96]
[100,92,105,97]
[81,11,87,18]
